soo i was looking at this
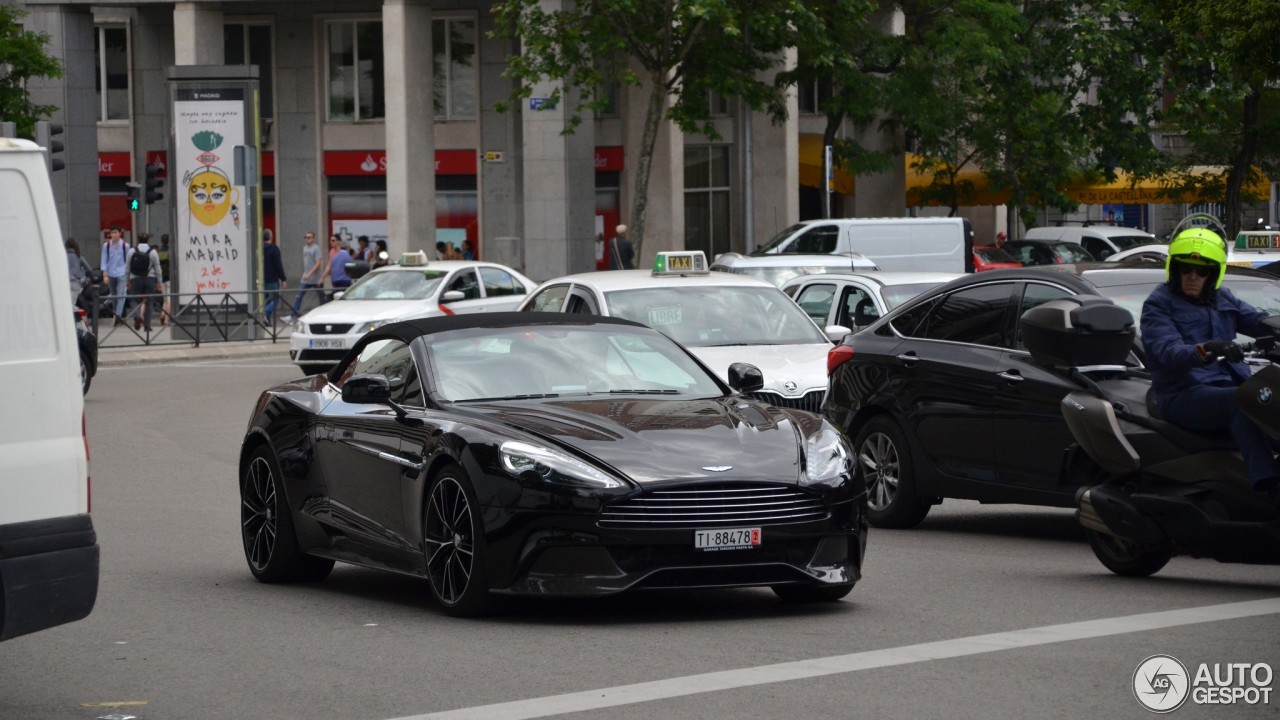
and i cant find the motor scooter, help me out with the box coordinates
[1020,295,1280,576]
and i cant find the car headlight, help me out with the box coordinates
[500,441,626,489]
[804,421,852,487]
[293,319,306,334]
[352,321,387,334]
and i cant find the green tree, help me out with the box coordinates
[1133,0,1280,238]
[0,5,63,139]
[492,0,805,257]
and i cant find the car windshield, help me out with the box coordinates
[729,265,842,287]
[1110,235,1162,251]
[1094,277,1280,341]
[882,282,949,309]
[604,285,828,347]
[753,223,809,254]
[425,325,724,401]
[343,269,448,300]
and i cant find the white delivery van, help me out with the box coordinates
[753,217,974,273]
[0,138,98,641]
[1024,225,1160,261]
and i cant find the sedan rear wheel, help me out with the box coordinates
[423,465,492,616]
[853,416,931,529]
[240,445,334,583]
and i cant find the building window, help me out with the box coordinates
[683,145,731,258]
[433,18,476,120]
[798,78,833,115]
[327,20,385,121]
[224,23,274,120]
[708,92,729,117]
[95,26,129,122]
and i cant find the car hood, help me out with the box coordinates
[470,397,817,486]
[688,344,830,396]
[300,299,437,324]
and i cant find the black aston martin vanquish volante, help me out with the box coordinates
[239,313,866,615]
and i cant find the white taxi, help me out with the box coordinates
[290,252,537,374]
[517,251,836,412]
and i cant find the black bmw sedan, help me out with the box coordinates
[240,313,866,615]
[824,263,1280,529]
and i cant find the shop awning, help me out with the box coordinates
[797,133,855,195]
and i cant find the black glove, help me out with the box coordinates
[1202,340,1244,363]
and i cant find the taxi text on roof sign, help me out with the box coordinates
[400,250,429,266]
[652,251,709,276]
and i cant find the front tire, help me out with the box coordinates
[423,464,493,616]
[240,445,334,583]
[853,416,931,529]
[80,351,92,395]
[772,583,854,603]
[1085,528,1172,577]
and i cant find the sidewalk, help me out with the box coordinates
[97,339,292,367]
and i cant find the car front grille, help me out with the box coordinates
[747,390,825,414]
[307,323,354,335]
[599,483,827,528]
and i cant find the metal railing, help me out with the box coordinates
[83,286,300,348]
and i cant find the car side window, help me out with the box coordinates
[527,284,570,312]
[791,225,840,253]
[446,269,481,300]
[565,290,599,315]
[1083,238,1111,260]
[1014,283,1073,350]
[794,283,836,326]
[888,296,940,338]
[840,286,877,328]
[479,267,524,297]
[919,283,1015,347]
[335,338,415,399]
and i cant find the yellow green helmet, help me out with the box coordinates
[1166,227,1228,288]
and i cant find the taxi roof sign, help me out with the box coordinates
[399,250,429,266]
[652,251,708,276]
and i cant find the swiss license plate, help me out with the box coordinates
[694,527,761,551]
[310,338,346,349]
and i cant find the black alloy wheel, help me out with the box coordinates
[772,583,854,603]
[423,465,492,616]
[853,416,932,529]
[1085,528,1172,577]
[240,445,334,583]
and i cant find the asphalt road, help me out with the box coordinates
[2,356,1277,720]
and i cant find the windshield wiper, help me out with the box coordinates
[456,393,561,402]
[607,389,680,394]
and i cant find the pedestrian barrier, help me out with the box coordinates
[81,285,297,348]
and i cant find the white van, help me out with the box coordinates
[1025,225,1160,261]
[753,217,974,273]
[0,138,98,641]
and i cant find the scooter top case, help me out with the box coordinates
[1238,364,1280,444]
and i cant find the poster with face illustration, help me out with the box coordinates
[173,92,249,304]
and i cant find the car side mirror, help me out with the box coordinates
[825,325,851,343]
[441,290,465,303]
[727,362,764,393]
[342,373,392,404]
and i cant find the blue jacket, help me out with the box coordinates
[1140,283,1269,394]
[263,242,287,283]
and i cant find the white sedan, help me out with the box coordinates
[290,254,537,374]
[782,271,962,333]
[517,252,835,412]
[1106,243,1275,269]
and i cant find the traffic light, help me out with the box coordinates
[126,182,141,212]
[34,121,65,173]
[144,163,164,204]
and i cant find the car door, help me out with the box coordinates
[894,282,1017,484]
[524,283,571,312]
[835,280,879,329]
[990,281,1084,493]
[477,266,529,311]
[441,268,487,314]
[564,287,600,314]
[314,338,420,564]
[792,281,837,327]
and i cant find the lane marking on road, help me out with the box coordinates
[390,597,1280,720]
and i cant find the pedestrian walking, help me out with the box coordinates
[323,235,354,292]
[65,238,95,307]
[609,224,635,270]
[126,232,163,332]
[156,233,172,326]
[372,239,390,269]
[261,229,287,322]
[287,231,324,320]
[100,226,129,323]
[356,235,373,262]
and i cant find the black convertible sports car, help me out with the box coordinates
[239,313,866,615]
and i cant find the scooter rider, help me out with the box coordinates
[1141,227,1280,503]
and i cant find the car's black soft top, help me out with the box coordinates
[365,311,645,344]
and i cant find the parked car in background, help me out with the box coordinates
[289,252,537,375]
[710,251,878,287]
[752,217,974,273]
[1003,239,1096,266]
[973,245,1022,272]
[782,272,962,334]
[1107,243,1274,269]
[823,262,1280,529]
[1025,225,1160,260]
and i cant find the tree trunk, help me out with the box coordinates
[629,69,669,261]
[1224,88,1261,241]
